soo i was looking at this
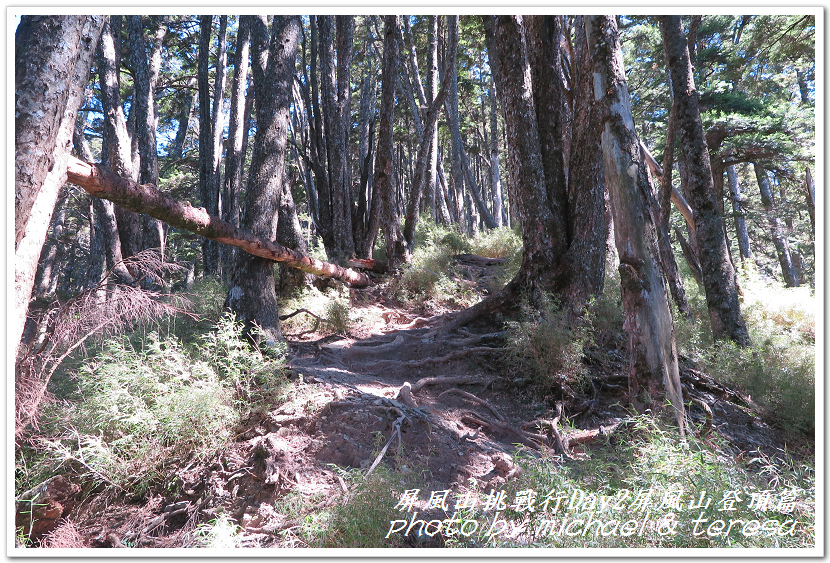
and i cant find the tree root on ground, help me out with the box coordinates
[363,347,506,372]
[437,389,505,422]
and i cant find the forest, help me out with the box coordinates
[14,14,817,550]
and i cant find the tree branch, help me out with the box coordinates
[65,156,371,287]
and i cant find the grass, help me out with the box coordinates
[673,266,815,434]
[17,291,290,500]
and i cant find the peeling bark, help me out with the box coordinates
[588,15,685,432]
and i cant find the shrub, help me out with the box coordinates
[24,314,287,497]
[504,294,589,395]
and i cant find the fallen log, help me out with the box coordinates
[66,156,371,288]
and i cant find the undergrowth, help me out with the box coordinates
[17,307,289,500]
[673,267,815,434]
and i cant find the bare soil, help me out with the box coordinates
[33,263,812,548]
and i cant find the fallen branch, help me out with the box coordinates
[66,156,371,288]
[279,308,326,322]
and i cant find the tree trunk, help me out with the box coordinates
[170,78,197,162]
[98,16,143,263]
[726,162,753,263]
[660,15,749,346]
[402,16,457,250]
[373,15,407,270]
[198,15,218,275]
[332,16,356,262]
[221,15,252,272]
[588,15,685,433]
[425,15,440,220]
[754,163,799,287]
[73,118,107,293]
[127,15,167,260]
[804,165,815,232]
[561,16,607,311]
[14,15,103,359]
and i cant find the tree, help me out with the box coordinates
[587,15,685,431]
[225,15,301,344]
[14,15,103,358]
[371,15,407,270]
[660,15,750,346]
[754,162,799,286]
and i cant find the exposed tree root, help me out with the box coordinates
[437,389,505,422]
[410,375,490,393]
[362,347,506,372]
[460,411,548,451]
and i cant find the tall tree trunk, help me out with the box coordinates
[444,38,497,231]
[354,56,376,256]
[754,162,799,287]
[277,175,313,298]
[331,16,356,262]
[221,15,252,273]
[726,162,753,263]
[72,117,106,294]
[198,15,219,275]
[587,15,685,433]
[660,15,749,346]
[14,15,103,358]
[226,16,293,345]
[33,186,68,301]
[98,16,143,264]
[403,16,457,250]
[804,165,815,232]
[561,16,607,312]
[374,15,407,270]
[127,15,167,260]
[170,78,197,162]
[425,15,440,220]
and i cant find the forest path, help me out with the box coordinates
[68,259,804,548]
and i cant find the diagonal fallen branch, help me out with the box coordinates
[65,156,371,288]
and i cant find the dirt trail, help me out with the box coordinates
[53,260,806,548]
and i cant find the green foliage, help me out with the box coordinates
[191,514,242,548]
[485,418,814,548]
[279,284,353,336]
[470,226,522,259]
[674,268,815,435]
[504,294,590,395]
[22,314,288,497]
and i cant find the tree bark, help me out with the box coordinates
[66,156,371,288]
[14,15,103,359]
[374,15,407,270]
[726,162,753,263]
[562,16,607,311]
[127,15,167,260]
[402,16,457,250]
[221,15,252,272]
[660,15,750,346]
[754,163,799,287]
[98,16,143,263]
[587,15,685,433]
[804,165,815,232]
[198,15,218,275]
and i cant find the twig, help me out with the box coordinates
[364,413,406,480]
